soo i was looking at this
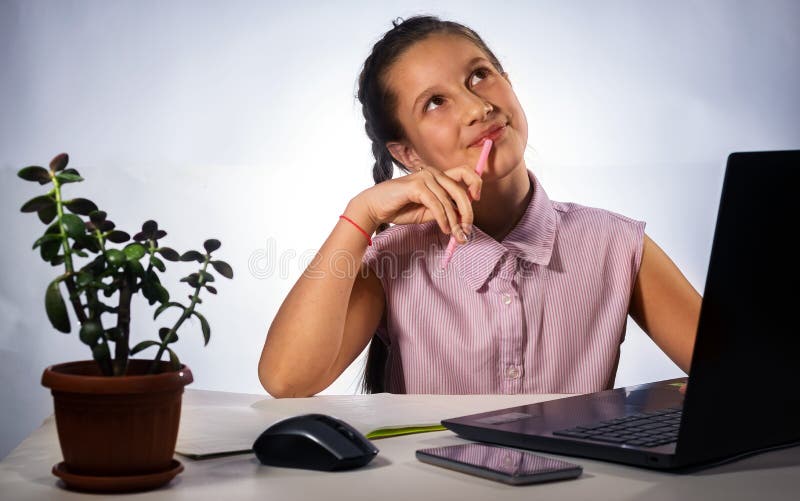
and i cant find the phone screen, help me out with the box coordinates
[416,443,582,485]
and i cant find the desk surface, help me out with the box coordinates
[2,389,799,500]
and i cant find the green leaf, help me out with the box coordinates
[37,204,57,224]
[45,280,70,333]
[210,260,234,279]
[153,301,185,320]
[141,279,156,305]
[192,310,210,346]
[199,270,215,283]
[158,247,180,262]
[203,239,221,253]
[142,220,157,235]
[45,221,60,234]
[106,230,130,243]
[92,342,110,363]
[84,254,105,275]
[205,285,217,294]
[126,258,145,277]
[40,240,61,261]
[159,327,178,344]
[50,255,65,266]
[79,320,103,346]
[180,273,200,288]
[20,195,55,213]
[123,243,146,261]
[85,236,102,253]
[140,271,162,305]
[156,282,169,303]
[55,169,83,183]
[165,347,181,371]
[76,271,92,287]
[180,250,204,263]
[105,327,121,342]
[18,166,51,184]
[150,255,166,272]
[32,233,61,250]
[89,210,107,224]
[130,340,160,355]
[61,213,85,239]
[106,249,126,267]
[50,153,69,172]
[64,198,98,215]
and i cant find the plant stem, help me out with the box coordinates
[147,255,210,374]
[52,173,87,324]
[89,229,110,344]
[114,275,132,376]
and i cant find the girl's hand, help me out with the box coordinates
[356,165,483,243]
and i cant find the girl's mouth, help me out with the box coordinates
[470,124,507,148]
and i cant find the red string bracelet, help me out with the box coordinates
[339,215,373,246]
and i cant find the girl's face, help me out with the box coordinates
[384,33,528,180]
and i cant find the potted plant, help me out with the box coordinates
[17,153,233,492]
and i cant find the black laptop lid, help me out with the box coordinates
[677,150,800,464]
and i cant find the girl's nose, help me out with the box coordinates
[461,91,493,126]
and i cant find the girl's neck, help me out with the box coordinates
[471,163,533,242]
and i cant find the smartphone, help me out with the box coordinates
[416,443,582,486]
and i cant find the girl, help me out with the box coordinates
[258,15,701,398]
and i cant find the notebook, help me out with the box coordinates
[442,150,800,471]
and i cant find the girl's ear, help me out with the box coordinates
[386,141,423,170]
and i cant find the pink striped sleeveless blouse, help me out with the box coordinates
[362,168,645,394]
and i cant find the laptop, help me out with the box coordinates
[442,150,800,471]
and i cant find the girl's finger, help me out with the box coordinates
[431,171,474,229]
[442,165,483,200]
[420,173,467,243]
[411,189,450,235]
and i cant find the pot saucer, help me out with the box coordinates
[52,459,183,493]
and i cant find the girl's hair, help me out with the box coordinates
[355,15,506,393]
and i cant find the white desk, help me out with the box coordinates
[1,389,798,500]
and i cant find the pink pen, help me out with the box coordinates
[440,138,493,269]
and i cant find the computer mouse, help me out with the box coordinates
[253,413,379,471]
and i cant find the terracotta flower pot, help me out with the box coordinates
[41,359,193,492]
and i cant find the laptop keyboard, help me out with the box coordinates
[553,407,682,448]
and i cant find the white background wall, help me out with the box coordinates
[1,0,798,460]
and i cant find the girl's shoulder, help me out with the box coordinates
[551,200,645,232]
[550,200,646,275]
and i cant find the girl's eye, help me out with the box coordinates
[424,95,445,113]
[470,67,490,86]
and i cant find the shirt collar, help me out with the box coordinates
[437,168,557,291]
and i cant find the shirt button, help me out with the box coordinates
[501,293,512,305]
[506,365,521,379]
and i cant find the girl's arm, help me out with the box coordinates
[258,197,384,398]
[259,165,481,397]
[628,234,703,374]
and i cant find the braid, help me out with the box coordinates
[369,125,396,235]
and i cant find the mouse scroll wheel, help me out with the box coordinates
[336,425,356,440]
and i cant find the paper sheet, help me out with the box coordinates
[176,393,570,459]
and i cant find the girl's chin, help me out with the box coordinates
[483,150,526,180]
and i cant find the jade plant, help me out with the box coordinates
[18,153,233,376]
